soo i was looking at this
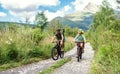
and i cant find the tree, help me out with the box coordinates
[116,0,120,9]
[35,12,48,31]
[116,0,120,3]
[90,0,114,31]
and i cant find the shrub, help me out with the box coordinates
[31,28,45,45]
[6,43,18,61]
[27,46,44,58]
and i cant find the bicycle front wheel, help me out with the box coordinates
[51,47,59,60]
[77,47,80,62]
[60,51,64,58]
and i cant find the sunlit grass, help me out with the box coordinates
[0,25,74,71]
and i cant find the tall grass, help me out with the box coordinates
[87,26,120,73]
[0,24,74,71]
[86,1,120,73]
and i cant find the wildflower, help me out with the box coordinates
[5,41,11,44]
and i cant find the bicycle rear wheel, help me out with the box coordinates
[51,47,59,60]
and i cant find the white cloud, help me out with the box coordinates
[0,12,7,17]
[1,0,60,11]
[90,0,103,5]
[72,0,89,11]
[9,10,36,23]
[72,0,119,12]
[64,5,72,11]
[108,0,119,9]
[44,10,64,21]
[44,5,72,21]
[0,0,60,23]
[90,0,119,10]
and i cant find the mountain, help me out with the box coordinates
[49,2,101,30]
[50,12,94,30]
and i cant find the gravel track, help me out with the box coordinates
[53,43,94,74]
[0,43,94,74]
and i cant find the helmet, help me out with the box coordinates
[56,28,61,31]
[78,29,84,34]
[81,30,84,34]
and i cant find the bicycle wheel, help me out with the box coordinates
[51,47,58,60]
[60,51,64,58]
[77,47,80,62]
[79,47,82,59]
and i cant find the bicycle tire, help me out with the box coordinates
[51,47,58,60]
[79,48,82,59]
[77,47,80,62]
[60,51,64,58]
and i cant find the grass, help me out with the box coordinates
[85,3,120,73]
[39,57,71,74]
[0,24,74,71]
[0,57,42,71]
[87,26,120,74]
[86,19,120,74]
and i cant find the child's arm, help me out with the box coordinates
[74,34,79,42]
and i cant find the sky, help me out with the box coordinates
[0,0,119,23]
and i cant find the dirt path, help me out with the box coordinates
[0,59,57,74]
[0,43,94,74]
[0,47,75,74]
[53,43,94,74]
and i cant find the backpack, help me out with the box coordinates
[55,33,62,40]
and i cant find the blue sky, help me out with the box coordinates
[0,0,119,23]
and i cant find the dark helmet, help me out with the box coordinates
[56,28,61,31]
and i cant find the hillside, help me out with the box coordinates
[50,12,93,30]
[0,22,35,29]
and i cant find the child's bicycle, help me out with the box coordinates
[51,41,64,60]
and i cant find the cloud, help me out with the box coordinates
[44,5,72,21]
[0,0,60,23]
[64,5,72,11]
[72,0,89,11]
[0,12,7,17]
[108,0,119,9]
[90,0,103,5]
[1,0,60,12]
[72,0,118,12]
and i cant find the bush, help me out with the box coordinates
[6,43,18,61]
[31,28,45,44]
[28,46,44,58]
[65,26,79,37]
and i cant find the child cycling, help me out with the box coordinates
[74,29,85,57]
